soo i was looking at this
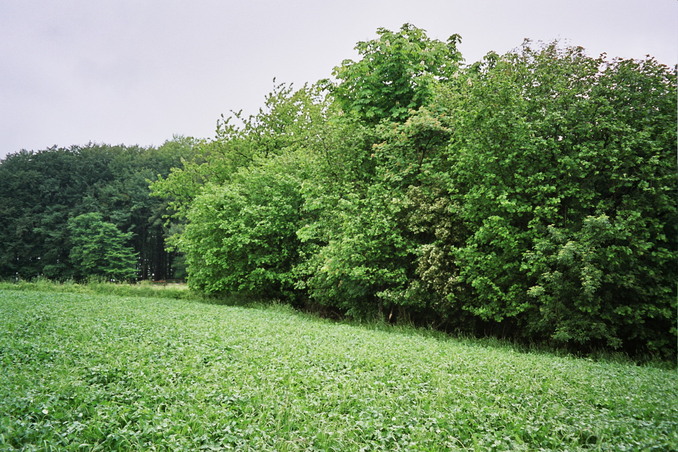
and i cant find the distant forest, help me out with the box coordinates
[1,25,675,357]
[0,139,194,282]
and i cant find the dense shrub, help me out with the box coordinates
[440,44,677,353]
[182,154,307,299]
[154,26,677,356]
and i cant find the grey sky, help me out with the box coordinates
[1,0,676,159]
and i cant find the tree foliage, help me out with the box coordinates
[151,25,676,357]
[330,23,462,123]
[181,153,307,298]
[441,43,677,352]
[67,212,138,281]
[0,139,192,281]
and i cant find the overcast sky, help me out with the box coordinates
[1,0,676,160]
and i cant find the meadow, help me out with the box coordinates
[0,287,676,451]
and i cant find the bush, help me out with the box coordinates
[182,154,306,299]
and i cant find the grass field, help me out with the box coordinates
[0,288,676,451]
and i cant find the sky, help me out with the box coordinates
[1,0,676,160]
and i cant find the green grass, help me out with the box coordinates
[1,289,676,451]
[0,279,195,301]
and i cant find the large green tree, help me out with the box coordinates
[157,83,337,298]
[0,147,108,279]
[330,23,462,124]
[297,107,455,321]
[67,212,138,281]
[433,43,677,353]
[293,25,461,320]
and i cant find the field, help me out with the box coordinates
[0,288,676,451]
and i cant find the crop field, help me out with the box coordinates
[0,289,676,451]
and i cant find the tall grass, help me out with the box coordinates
[0,278,194,301]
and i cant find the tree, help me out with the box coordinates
[297,107,455,321]
[88,140,192,280]
[181,153,307,298]
[292,26,462,319]
[437,43,677,353]
[0,146,110,280]
[68,212,138,281]
[329,23,462,124]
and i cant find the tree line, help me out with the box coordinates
[2,24,675,356]
[0,139,193,282]
[152,25,676,356]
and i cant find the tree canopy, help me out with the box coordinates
[0,139,193,282]
[150,25,675,356]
